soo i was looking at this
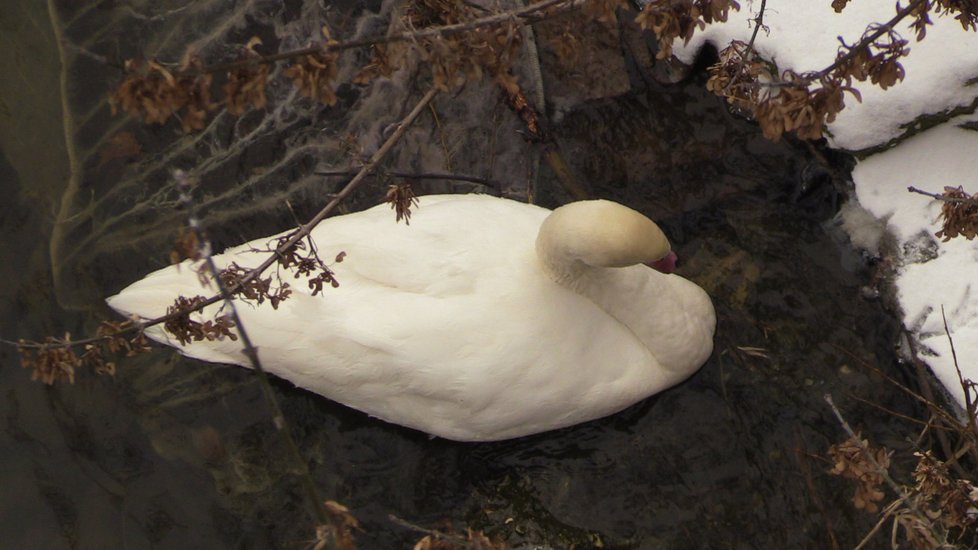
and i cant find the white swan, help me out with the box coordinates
[108,194,715,441]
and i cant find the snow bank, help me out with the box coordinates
[671,0,978,407]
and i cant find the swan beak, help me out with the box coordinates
[646,250,677,274]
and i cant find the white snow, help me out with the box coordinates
[671,1,978,408]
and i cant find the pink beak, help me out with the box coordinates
[646,250,678,274]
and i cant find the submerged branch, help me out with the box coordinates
[172,170,331,527]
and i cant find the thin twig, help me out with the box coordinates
[833,341,966,433]
[941,305,978,439]
[744,0,767,54]
[312,169,500,191]
[908,185,978,207]
[843,392,930,427]
[853,497,907,550]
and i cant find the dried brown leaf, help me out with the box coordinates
[224,62,270,115]
[163,295,238,345]
[636,0,740,59]
[386,182,420,225]
[284,48,339,105]
[935,186,978,241]
[97,131,142,167]
[827,433,891,513]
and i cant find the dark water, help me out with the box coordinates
[0,1,931,548]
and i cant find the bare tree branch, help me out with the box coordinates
[13,86,440,354]
[160,0,584,77]
[813,0,928,81]
[313,169,501,192]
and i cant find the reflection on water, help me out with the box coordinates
[1,1,931,548]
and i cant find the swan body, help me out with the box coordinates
[108,194,715,441]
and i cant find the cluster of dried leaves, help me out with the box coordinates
[751,72,857,141]
[170,226,202,264]
[909,0,978,40]
[284,49,340,105]
[540,0,628,64]
[269,234,344,297]
[911,451,978,532]
[705,0,978,141]
[17,321,150,385]
[879,450,978,549]
[828,433,892,512]
[163,231,346,345]
[110,36,336,131]
[834,26,909,90]
[222,37,274,116]
[934,185,978,241]
[113,0,593,132]
[707,28,896,141]
[386,182,420,224]
[110,57,215,132]
[307,503,506,550]
[219,263,294,309]
[105,0,978,144]
[704,40,767,113]
[353,44,399,85]
[312,500,362,550]
[224,62,270,115]
[412,528,508,550]
[109,0,548,131]
[545,16,585,68]
[163,295,238,346]
[636,0,740,59]
[401,0,524,94]
[17,204,347,385]
[828,433,978,548]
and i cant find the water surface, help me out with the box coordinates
[0,1,929,548]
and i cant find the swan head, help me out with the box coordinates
[536,200,673,280]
